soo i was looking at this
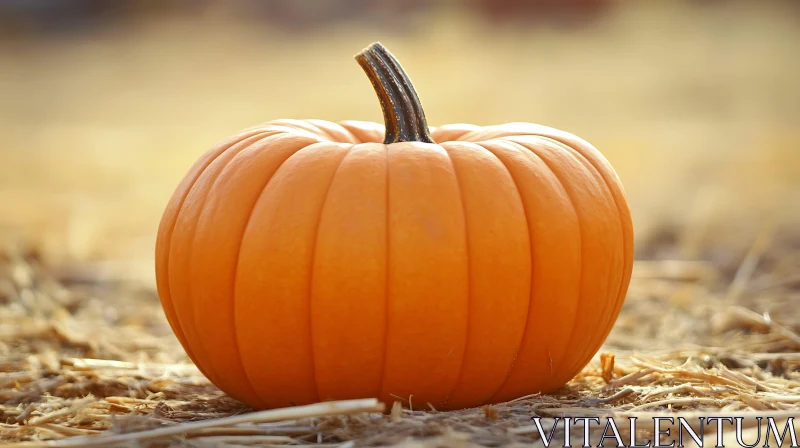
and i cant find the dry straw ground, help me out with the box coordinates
[1,1,799,446]
[1,226,799,447]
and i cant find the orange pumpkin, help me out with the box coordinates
[155,42,633,410]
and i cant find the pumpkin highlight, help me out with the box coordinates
[155,42,633,410]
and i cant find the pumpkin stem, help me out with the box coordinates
[355,42,434,144]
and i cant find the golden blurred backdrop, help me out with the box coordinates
[0,0,798,281]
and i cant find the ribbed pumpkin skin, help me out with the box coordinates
[155,118,633,410]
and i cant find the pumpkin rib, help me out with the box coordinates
[378,142,391,403]
[474,126,635,364]
[508,137,618,389]
[479,139,583,401]
[192,133,322,408]
[517,142,585,390]
[535,137,627,376]
[158,129,276,379]
[239,122,314,140]
[438,143,473,409]
[306,143,356,403]
[307,119,360,144]
[430,124,482,143]
[263,119,332,139]
[309,143,388,401]
[504,130,632,377]
[476,142,534,402]
[234,141,353,407]
[231,141,325,407]
[156,130,264,377]
[507,129,632,282]
[440,140,532,409]
[157,142,231,363]
[469,141,532,403]
[502,138,586,386]
[338,121,385,144]
[169,132,283,389]
[301,121,338,142]
[556,143,624,377]
[535,135,634,367]
[473,123,634,295]
[378,142,470,408]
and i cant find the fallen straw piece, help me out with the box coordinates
[26,396,96,426]
[40,398,384,447]
[63,357,202,374]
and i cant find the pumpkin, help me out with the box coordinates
[155,42,633,411]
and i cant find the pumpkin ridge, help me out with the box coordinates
[450,129,481,143]
[507,138,605,389]
[481,139,566,402]
[306,119,361,144]
[539,137,632,375]
[529,133,634,354]
[505,134,629,379]
[300,120,338,142]
[537,137,626,375]
[198,133,320,408]
[377,143,391,404]
[157,130,265,378]
[307,143,356,403]
[260,120,333,139]
[468,141,534,405]
[428,123,481,143]
[445,130,477,143]
[438,142,474,409]
[168,131,279,389]
[229,139,343,406]
[483,129,634,358]
[500,138,585,390]
[338,121,385,144]
[437,140,534,408]
[377,142,470,407]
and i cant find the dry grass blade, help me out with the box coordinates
[715,307,800,348]
[726,219,777,304]
[64,358,201,375]
[24,397,96,427]
[34,399,383,447]
[627,397,721,412]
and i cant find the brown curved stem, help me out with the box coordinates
[355,42,434,144]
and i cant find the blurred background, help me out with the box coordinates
[0,0,798,279]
